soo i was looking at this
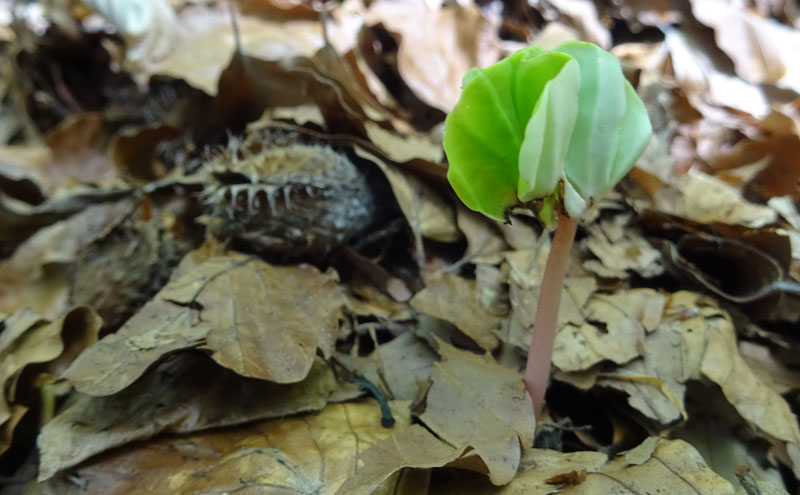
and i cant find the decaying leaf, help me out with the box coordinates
[364,0,502,112]
[335,331,436,402]
[39,401,409,495]
[410,270,502,351]
[419,341,534,485]
[0,306,102,455]
[655,171,777,228]
[582,214,664,278]
[38,356,343,480]
[63,251,343,395]
[335,425,465,495]
[356,146,458,244]
[552,290,662,372]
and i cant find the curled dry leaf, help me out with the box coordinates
[582,214,664,279]
[456,207,508,266]
[355,146,458,243]
[364,0,502,112]
[38,356,342,480]
[552,290,661,372]
[410,270,502,351]
[663,27,770,118]
[0,197,137,319]
[692,0,800,93]
[0,306,102,455]
[63,251,343,395]
[39,401,409,495]
[654,171,777,228]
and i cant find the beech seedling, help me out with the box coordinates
[443,41,652,417]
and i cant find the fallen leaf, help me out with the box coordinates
[150,5,324,95]
[654,171,777,228]
[39,401,409,495]
[552,290,659,372]
[547,0,611,49]
[410,270,502,350]
[0,307,102,455]
[63,251,343,395]
[356,147,458,243]
[663,27,770,118]
[430,438,734,494]
[455,207,508,266]
[364,0,502,112]
[692,0,800,93]
[335,331,436,402]
[418,341,535,485]
[701,310,800,453]
[335,425,465,495]
[43,112,118,187]
[38,355,342,480]
[583,214,664,278]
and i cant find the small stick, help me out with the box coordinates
[523,210,578,418]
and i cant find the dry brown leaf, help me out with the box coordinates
[0,197,136,319]
[419,341,535,485]
[335,425,465,495]
[0,307,101,455]
[664,27,770,118]
[701,311,800,451]
[582,214,664,279]
[501,238,595,351]
[433,437,734,494]
[410,270,502,351]
[739,341,800,395]
[39,401,409,495]
[336,331,436,402]
[149,5,324,95]
[63,251,343,395]
[456,207,508,266]
[654,171,777,228]
[38,355,342,480]
[547,0,611,49]
[552,290,659,372]
[364,121,443,164]
[364,0,502,112]
[355,146,458,243]
[43,112,118,187]
[692,0,800,93]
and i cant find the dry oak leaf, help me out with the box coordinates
[410,270,502,351]
[39,401,409,495]
[38,355,340,481]
[63,252,343,395]
[437,437,734,494]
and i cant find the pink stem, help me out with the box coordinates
[523,210,578,419]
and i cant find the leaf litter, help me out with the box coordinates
[1,0,800,494]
